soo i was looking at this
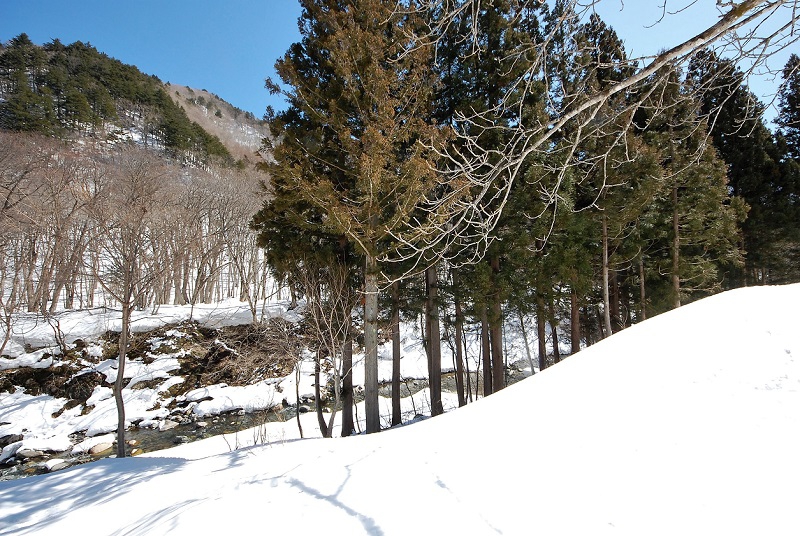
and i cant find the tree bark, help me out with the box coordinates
[341,336,354,437]
[453,279,466,407]
[480,306,492,396]
[601,213,613,338]
[295,361,304,439]
[672,185,681,309]
[570,287,581,354]
[536,293,548,372]
[364,254,380,433]
[638,256,647,321]
[425,265,444,416]
[610,268,620,333]
[549,302,561,364]
[314,349,329,437]
[391,280,402,426]
[115,300,130,458]
[489,255,504,393]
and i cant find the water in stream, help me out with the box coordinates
[1,363,532,482]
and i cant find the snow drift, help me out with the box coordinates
[1,284,798,535]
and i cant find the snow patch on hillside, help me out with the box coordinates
[0,284,797,534]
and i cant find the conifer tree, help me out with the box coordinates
[264,0,441,433]
[778,54,800,159]
[689,51,798,284]
[638,65,745,309]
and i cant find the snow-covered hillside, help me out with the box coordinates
[0,284,797,535]
[168,84,271,162]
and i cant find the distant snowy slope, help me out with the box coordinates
[167,84,271,163]
[1,284,798,535]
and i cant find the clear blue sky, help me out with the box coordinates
[0,1,790,123]
[0,0,303,118]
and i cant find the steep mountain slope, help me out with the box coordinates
[0,34,247,167]
[167,84,271,165]
[1,284,797,535]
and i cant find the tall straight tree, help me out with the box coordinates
[265,0,441,433]
[688,50,793,285]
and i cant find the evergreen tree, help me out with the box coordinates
[434,0,547,389]
[690,51,798,284]
[639,64,745,309]
[777,54,800,159]
[263,0,441,433]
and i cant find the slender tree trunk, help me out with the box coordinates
[314,349,329,437]
[536,293,548,372]
[610,268,620,333]
[672,185,681,309]
[341,336,354,437]
[518,310,536,374]
[480,306,492,396]
[638,256,647,321]
[115,291,132,458]
[464,335,474,402]
[363,254,380,433]
[295,361,304,439]
[391,281,402,426]
[453,277,466,407]
[570,287,581,354]
[581,306,592,346]
[426,265,444,416]
[601,213,613,338]
[549,298,561,364]
[489,255,504,393]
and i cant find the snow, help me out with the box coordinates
[0,284,798,534]
[0,296,473,456]
[0,299,298,359]
[183,380,282,417]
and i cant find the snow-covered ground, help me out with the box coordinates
[0,297,473,458]
[0,284,797,534]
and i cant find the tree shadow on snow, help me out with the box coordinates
[0,456,188,535]
[286,473,385,536]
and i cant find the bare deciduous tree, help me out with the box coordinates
[88,147,169,458]
[296,258,360,438]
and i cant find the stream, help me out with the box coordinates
[1,363,532,482]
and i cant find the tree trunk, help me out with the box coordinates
[570,287,581,354]
[549,298,561,364]
[489,255,504,393]
[295,361,304,439]
[314,349,329,437]
[480,306,492,396]
[601,213,613,338]
[453,278,466,407]
[363,254,380,433]
[391,280,402,426]
[672,185,681,309]
[610,268,620,333]
[115,299,131,458]
[518,310,536,374]
[536,293,548,372]
[638,256,647,321]
[341,336,354,437]
[426,265,444,416]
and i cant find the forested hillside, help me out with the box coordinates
[0,34,236,166]
[0,34,274,357]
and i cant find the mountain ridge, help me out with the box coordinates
[0,33,270,168]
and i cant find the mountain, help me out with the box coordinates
[167,84,271,165]
[0,34,269,168]
[0,284,797,534]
